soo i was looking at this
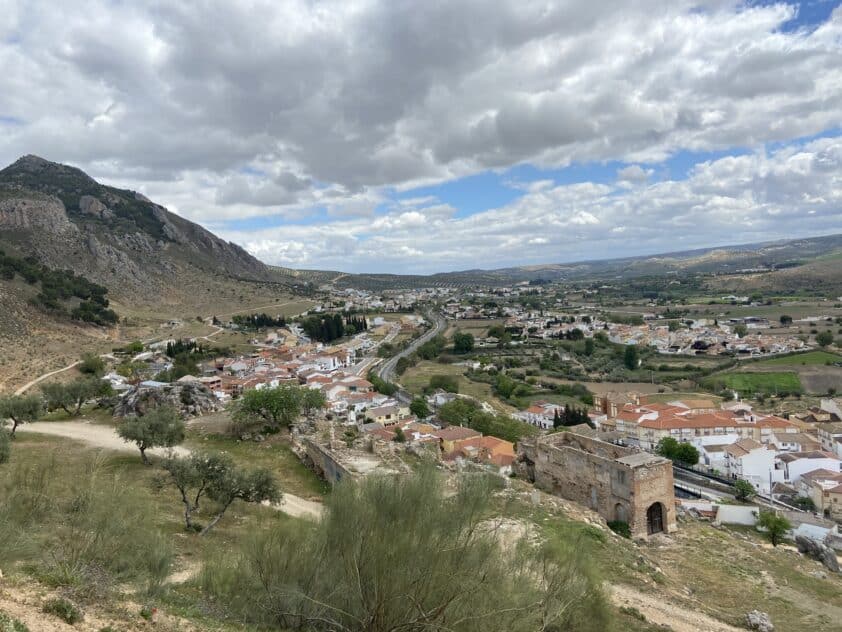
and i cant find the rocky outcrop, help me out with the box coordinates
[745,610,773,632]
[0,192,77,235]
[78,195,115,220]
[795,535,840,573]
[114,382,221,419]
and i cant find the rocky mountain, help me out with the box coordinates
[0,155,271,300]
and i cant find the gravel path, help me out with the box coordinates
[18,421,323,520]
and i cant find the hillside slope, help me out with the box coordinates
[0,155,276,303]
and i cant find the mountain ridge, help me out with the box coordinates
[0,154,272,300]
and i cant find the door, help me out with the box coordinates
[646,502,664,535]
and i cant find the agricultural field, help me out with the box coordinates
[702,371,803,396]
[446,318,506,339]
[399,361,514,413]
[748,351,842,367]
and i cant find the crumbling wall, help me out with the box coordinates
[303,438,355,485]
[517,432,676,538]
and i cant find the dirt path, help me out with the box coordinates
[13,361,82,395]
[18,421,323,520]
[610,584,742,632]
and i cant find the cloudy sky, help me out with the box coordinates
[1,1,841,273]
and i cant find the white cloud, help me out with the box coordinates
[219,137,842,272]
[0,1,840,271]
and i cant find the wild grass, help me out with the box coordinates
[0,447,173,601]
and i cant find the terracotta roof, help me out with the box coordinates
[777,450,839,463]
[434,426,482,441]
[800,468,842,483]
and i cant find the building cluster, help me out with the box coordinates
[440,284,816,357]
[592,392,842,517]
[321,286,454,313]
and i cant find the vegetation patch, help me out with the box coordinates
[702,371,802,395]
[0,611,30,632]
[42,598,83,625]
[749,350,842,367]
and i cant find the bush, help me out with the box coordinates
[607,520,631,538]
[42,598,83,625]
[78,353,105,376]
[428,374,459,393]
[0,611,30,632]
[0,454,173,599]
[200,469,609,632]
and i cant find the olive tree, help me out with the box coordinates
[41,377,111,417]
[230,384,313,436]
[0,393,44,436]
[117,406,185,465]
[756,510,791,547]
[162,452,234,531]
[200,464,279,536]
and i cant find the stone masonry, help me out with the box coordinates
[517,431,676,538]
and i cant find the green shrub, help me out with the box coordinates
[42,598,83,625]
[619,606,646,621]
[607,520,631,538]
[201,469,609,632]
[0,611,30,632]
[0,454,173,599]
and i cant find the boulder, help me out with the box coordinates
[795,535,840,573]
[114,382,221,419]
[745,610,774,632]
[79,194,115,220]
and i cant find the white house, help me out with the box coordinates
[775,451,842,487]
[724,439,781,495]
[692,434,740,474]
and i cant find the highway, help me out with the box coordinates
[376,311,447,402]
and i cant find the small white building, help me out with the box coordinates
[724,439,780,495]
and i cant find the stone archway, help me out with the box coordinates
[646,502,665,535]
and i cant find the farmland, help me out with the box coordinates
[702,371,803,396]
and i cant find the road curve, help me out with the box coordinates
[377,311,447,386]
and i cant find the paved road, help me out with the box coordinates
[377,312,446,384]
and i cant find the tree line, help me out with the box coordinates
[232,313,288,330]
[298,312,369,342]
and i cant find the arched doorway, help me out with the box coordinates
[614,503,628,523]
[646,502,664,535]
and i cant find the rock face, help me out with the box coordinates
[795,535,840,573]
[79,194,115,220]
[745,610,774,632]
[0,193,77,235]
[114,383,221,419]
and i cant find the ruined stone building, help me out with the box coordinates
[517,431,676,538]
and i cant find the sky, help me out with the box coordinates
[1,1,841,274]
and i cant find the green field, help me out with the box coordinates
[399,361,514,412]
[749,351,842,367]
[703,371,803,395]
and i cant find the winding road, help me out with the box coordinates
[377,311,446,384]
[376,311,447,403]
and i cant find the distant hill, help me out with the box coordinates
[323,234,842,291]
